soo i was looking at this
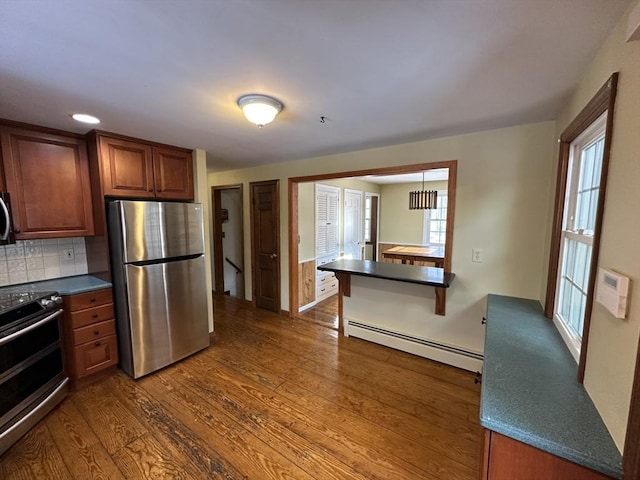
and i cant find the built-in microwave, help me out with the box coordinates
[0,192,16,245]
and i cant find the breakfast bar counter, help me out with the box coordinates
[316,259,481,371]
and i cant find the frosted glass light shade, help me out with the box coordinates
[237,94,282,127]
[71,113,100,124]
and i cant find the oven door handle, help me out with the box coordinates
[0,309,62,346]
[0,197,10,241]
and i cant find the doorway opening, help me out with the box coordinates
[211,184,245,300]
[289,160,457,321]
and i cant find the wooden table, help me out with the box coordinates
[382,245,445,267]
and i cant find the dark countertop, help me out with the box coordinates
[317,259,454,288]
[0,275,112,295]
[481,294,622,478]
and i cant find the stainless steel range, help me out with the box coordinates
[0,290,67,456]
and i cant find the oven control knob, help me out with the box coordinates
[41,299,53,307]
[51,295,63,305]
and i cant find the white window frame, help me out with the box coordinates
[553,113,606,363]
[422,190,447,246]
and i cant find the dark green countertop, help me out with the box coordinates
[480,294,622,478]
[0,275,112,295]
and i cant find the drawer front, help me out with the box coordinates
[74,334,118,378]
[67,288,113,311]
[317,272,336,284]
[316,254,338,268]
[317,280,338,298]
[70,303,114,329]
[73,319,116,346]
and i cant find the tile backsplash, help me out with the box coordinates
[0,238,88,286]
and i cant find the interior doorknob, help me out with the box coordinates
[270,253,277,259]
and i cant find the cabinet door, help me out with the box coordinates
[484,430,614,480]
[315,186,339,257]
[0,126,94,239]
[98,136,155,198]
[152,146,194,200]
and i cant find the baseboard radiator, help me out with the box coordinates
[348,320,484,371]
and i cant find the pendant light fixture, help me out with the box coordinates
[409,172,438,210]
[237,94,283,127]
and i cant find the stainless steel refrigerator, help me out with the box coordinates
[108,200,210,379]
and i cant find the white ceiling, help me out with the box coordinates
[0,0,631,172]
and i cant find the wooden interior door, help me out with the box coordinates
[366,194,379,260]
[250,180,280,313]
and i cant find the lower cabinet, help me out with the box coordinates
[481,429,615,480]
[316,253,339,302]
[62,288,118,388]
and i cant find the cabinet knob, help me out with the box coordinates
[93,330,99,335]
[90,297,96,302]
[148,188,154,192]
[14,228,20,234]
[92,313,98,318]
[94,341,101,347]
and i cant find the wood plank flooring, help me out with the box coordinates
[1,296,482,480]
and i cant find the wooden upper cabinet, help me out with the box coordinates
[0,124,94,239]
[153,146,194,200]
[97,135,193,200]
[98,136,155,198]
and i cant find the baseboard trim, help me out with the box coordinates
[347,319,483,372]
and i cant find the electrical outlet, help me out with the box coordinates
[63,249,74,262]
[472,248,484,263]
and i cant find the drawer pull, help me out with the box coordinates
[92,313,98,318]
[93,330,100,335]
[90,297,96,303]
[320,288,326,292]
[94,341,101,347]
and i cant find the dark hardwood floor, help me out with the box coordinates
[1,296,482,479]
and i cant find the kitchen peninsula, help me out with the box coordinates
[317,259,480,371]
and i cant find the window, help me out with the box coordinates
[364,195,372,242]
[554,114,606,361]
[544,72,617,381]
[422,191,447,246]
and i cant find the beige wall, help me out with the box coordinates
[544,3,640,451]
[208,120,556,356]
[193,149,214,333]
[379,180,448,244]
[297,182,316,261]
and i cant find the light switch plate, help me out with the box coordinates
[472,248,483,263]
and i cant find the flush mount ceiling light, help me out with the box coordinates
[237,94,283,127]
[71,113,100,124]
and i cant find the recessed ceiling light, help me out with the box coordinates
[71,113,100,124]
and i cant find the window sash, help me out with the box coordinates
[553,113,606,362]
[423,192,447,246]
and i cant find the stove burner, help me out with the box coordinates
[0,290,62,336]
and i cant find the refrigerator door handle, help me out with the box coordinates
[129,253,203,267]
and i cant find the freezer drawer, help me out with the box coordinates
[122,255,209,378]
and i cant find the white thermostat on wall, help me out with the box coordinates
[596,268,630,319]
